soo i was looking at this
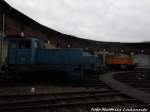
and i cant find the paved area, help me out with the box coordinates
[100,72,150,104]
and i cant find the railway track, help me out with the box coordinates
[0,71,149,112]
[0,91,143,112]
[0,91,138,111]
[100,71,150,111]
[114,71,150,93]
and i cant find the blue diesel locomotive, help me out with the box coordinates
[3,37,101,80]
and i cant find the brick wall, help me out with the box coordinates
[0,12,149,54]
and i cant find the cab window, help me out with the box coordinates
[34,40,45,49]
[19,40,31,49]
[8,40,17,48]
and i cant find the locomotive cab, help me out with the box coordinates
[6,37,45,73]
[7,38,44,65]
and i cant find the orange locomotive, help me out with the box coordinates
[106,54,135,70]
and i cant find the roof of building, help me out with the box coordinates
[1,0,150,48]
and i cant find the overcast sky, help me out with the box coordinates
[5,0,150,42]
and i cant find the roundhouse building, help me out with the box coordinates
[0,0,150,55]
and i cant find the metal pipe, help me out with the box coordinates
[1,8,12,64]
[2,13,5,37]
[1,13,5,63]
